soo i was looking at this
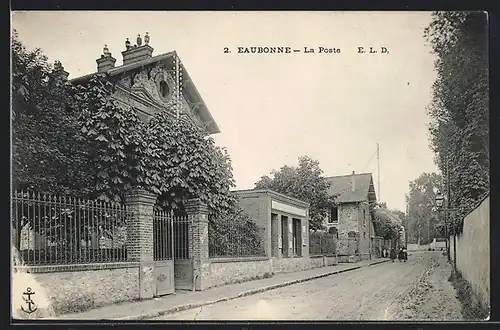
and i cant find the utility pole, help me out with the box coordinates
[445,159,451,262]
[377,143,381,202]
[447,158,457,268]
[405,200,409,248]
[428,216,431,247]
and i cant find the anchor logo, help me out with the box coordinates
[21,287,38,314]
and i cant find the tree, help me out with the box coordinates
[12,32,238,217]
[424,12,489,233]
[389,209,406,222]
[209,208,265,257]
[12,33,242,255]
[254,156,334,231]
[372,208,401,241]
[406,172,443,244]
[12,30,93,197]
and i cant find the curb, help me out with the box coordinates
[368,259,391,266]
[115,264,370,321]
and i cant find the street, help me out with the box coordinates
[153,252,463,321]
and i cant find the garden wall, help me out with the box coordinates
[13,263,140,316]
[449,196,490,311]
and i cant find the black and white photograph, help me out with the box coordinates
[11,11,490,322]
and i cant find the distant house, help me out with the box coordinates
[373,207,406,249]
[325,171,377,261]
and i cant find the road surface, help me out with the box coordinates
[152,252,462,321]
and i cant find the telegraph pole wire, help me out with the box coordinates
[377,142,381,203]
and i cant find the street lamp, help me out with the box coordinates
[435,192,444,208]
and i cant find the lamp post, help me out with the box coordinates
[435,191,449,261]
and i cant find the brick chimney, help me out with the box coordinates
[121,33,154,66]
[96,44,116,72]
[51,60,69,80]
[351,171,356,192]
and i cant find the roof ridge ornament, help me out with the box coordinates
[103,44,111,57]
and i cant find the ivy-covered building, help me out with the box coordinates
[68,33,220,134]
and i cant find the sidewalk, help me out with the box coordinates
[56,258,389,320]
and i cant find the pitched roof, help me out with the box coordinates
[325,172,377,203]
[373,208,402,225]
[70,51,220,134]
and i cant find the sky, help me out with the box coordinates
[11,11,440,212]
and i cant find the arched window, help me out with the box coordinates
[159,80,170,98]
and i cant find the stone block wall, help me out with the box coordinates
[357,202,371,258]
[337,203,359,255]
[271,257,314,274]
[12,263,140,317]
[209,257,272,288]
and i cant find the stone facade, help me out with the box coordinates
[335,202,375,260]
[335,202,374,259]
[325,172,378,262]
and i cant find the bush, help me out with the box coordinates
[448,269,489,320]
[208,209,265,257]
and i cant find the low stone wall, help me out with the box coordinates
[337,255,361,263]
[13,263,140,316]
[326,255,337,266]
[209,255,339,288]
[271,257,318,274]
[209,257,272,288]
[359,253,371,261]
[310,255,338,267]
[310,256,324,268]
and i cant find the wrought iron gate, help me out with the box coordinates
[153,208,175,296]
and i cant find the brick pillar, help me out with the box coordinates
[185,199,210,291]
[125,188,157,299]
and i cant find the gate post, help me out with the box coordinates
[185,198,210,291]
[125,188,157,299]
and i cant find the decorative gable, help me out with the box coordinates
[70,35,220,134]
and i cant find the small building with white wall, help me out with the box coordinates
[233,189,314,273]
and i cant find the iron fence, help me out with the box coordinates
[153,208,190,260]
[11,189,129,266]
[208,215,266,258]
[309,231,337,256]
